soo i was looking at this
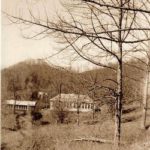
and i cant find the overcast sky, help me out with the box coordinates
[1,0,96,71]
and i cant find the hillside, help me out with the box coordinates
[1,59,79,101]
[1,58,145,107]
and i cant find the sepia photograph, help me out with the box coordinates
[1,0,150,150]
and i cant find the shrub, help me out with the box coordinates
[31,111,43,121]
[52,101,69,124]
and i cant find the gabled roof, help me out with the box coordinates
[6,100,36,106]
[50,93,93,103]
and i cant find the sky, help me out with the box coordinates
[2,0,147,72]
[1,0,96,71]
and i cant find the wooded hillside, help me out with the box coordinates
[1,59,145,107]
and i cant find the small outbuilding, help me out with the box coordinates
[6,100,36,111]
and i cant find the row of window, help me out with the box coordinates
[50,102,95,109]
[7,104,34,110]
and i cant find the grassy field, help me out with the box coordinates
[1,105,150,150]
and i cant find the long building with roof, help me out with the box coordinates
[49,93,95,112]
[6,100,36,111]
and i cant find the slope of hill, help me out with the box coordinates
[1,58,145,107]
[1,59,79,100]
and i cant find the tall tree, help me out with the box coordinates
[139,32,150,129]
[141,32,150,130]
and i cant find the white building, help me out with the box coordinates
[6,100,36,111]
[49,93,95,112]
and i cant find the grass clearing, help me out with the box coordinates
[1,107,150,150]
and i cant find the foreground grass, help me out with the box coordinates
[2,115,150,150]
[1,105,150,150]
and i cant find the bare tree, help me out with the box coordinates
[142,53,150,129]
[137,32,150,129]
[126,28,150,129]
[4,0,150,149]
[72,76,85,126]
[76,92,80,126]
[86,71,99,120]
[7,73,22,114]
[140,32,150,130]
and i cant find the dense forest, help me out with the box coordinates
[1,59,145,108]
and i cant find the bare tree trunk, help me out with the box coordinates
[92,93,95,121]
[13,82,16,114]
[141,60,150,129]
[77,110,80,126]
[92,104,95,120]
[13,100,16,114]
[77,93,80,126]
[141,32,150,129]
[114,1,123,149]
[92,88,96,121]
[114,63,123,149]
